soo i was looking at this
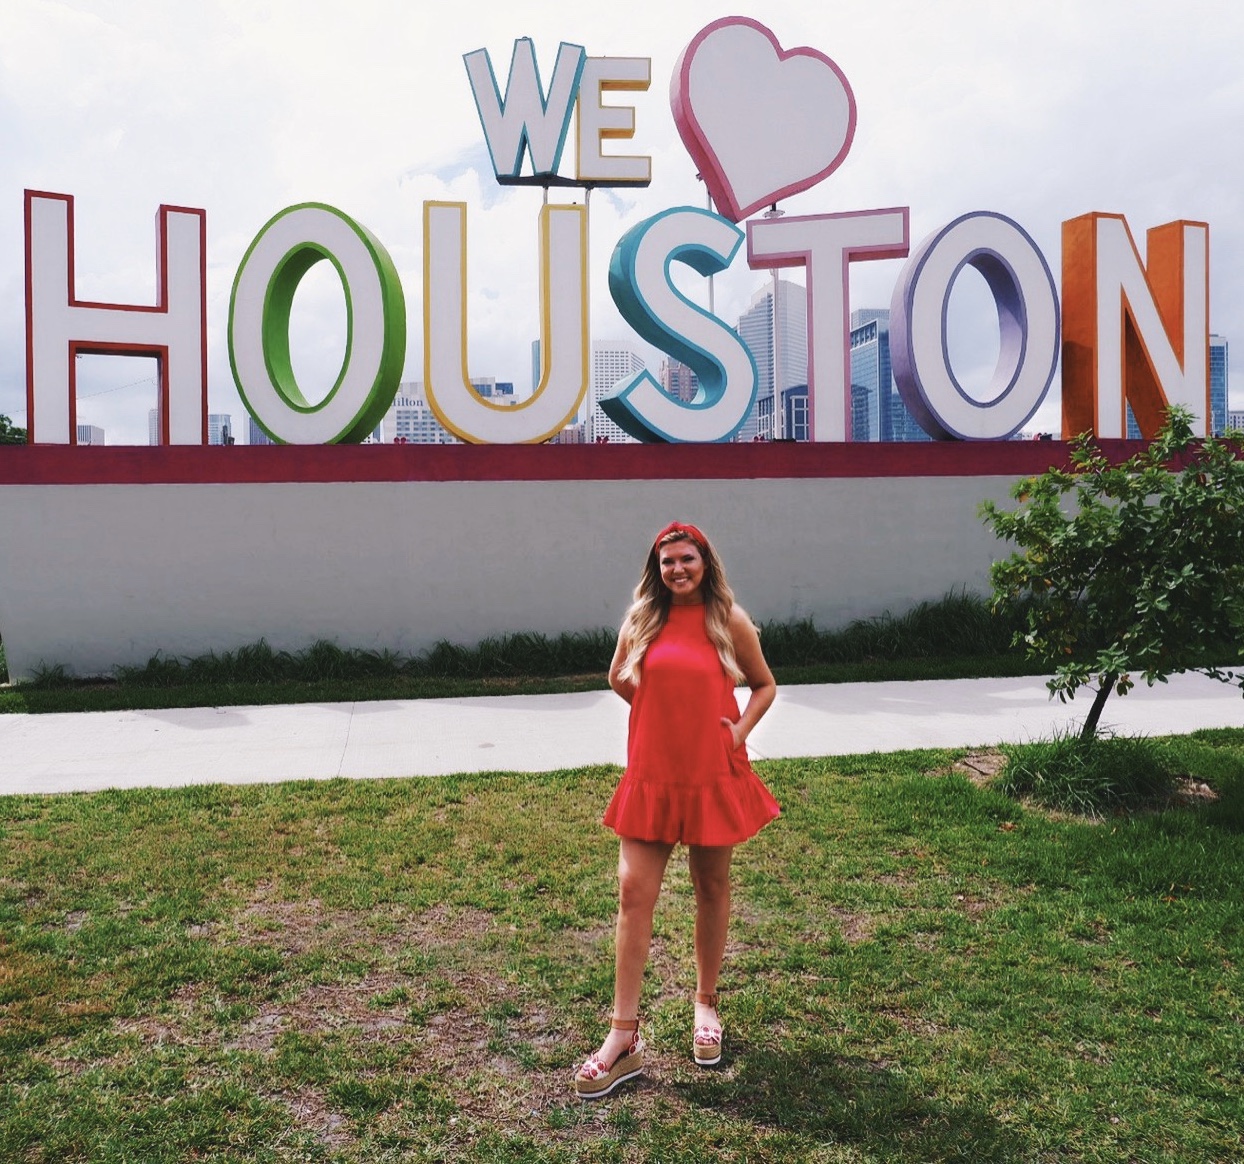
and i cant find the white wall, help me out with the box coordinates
[0,474,1019,680]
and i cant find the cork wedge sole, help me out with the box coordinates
[574,1018,645,1098]
[693,990,722,1067]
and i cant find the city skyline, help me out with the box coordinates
[57,308,1236,446]
[51,280,1237,446]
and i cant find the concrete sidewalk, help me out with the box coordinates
[1,673,1241,797]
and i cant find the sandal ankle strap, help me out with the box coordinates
[610,1017,639,1032]
[695,991,719,1007]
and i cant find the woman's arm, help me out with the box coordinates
[722,606,776,749]
[608,630,637,705]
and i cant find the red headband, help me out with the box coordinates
[653,521,707,551]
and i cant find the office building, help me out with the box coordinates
[76,424,105,446]
[247,415,274,446]
[151,406,245,446]
[207,414,233,446]
[590,341,645,443]
[550,421,587,444]
[473,379,515,400]
[382,383,460,444]
[735,279,807,440]
[535,335,632,439]
[1228,409,1244,432]
[380,379,516,443]
[782,384,810,441]
[849,309,932,442]
[660,358,700,403]
[1211,334,1228,435]
[1126,333,1227,438]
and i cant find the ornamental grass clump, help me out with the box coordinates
[757,590,1022,667]
[113,629,621,687]
[998,730,1178,816]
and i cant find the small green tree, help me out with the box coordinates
[982,407,1244,740]
[0,414,27,445]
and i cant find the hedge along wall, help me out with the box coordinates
[0,440,1104,681]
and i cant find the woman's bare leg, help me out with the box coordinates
[688,844,734,1031]
[588,837,673,1065]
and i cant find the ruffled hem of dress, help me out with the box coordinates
[602,771,781,847]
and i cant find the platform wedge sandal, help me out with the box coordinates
[573,1018,644,1098]
[693,992,722,1066]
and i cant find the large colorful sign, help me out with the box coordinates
[21,17,1210,447]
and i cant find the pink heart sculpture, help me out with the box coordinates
[671,17,857,223]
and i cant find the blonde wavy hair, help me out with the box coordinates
[616,523,745,685]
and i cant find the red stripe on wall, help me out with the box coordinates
[0,440,1150,485]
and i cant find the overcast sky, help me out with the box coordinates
[2,0,1242,443]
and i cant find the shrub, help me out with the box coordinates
[983,407,1244,740]
[757,590,1022,667]
[998,730,1178,815]
[15,593,1020,689]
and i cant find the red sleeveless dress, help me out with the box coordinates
[603,604,781,846]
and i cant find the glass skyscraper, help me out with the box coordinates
[849,309,931,442]
[735,279,807,441]
[1125,332,1227,438]
[782,385,809,441]
[207,414,233,446]
[1210,334,1228,436]
[246,415,273,446]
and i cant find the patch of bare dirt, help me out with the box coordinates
[375,902,501,953]
[108,983,205,1049]
[113,1013,194,1048]
[877,1006,946,1039]
[224,972,414,1053]
[230,896,374,959]
[92,896,529,1063]
[951,750,1008,787]
[43,888,798,1150]
[876,865,924,892]
[201,891,503,965]
[266,1086,354,1150]
[952,893,994,918]
[828,907,874,945]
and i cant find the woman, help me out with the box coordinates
[573,521,780,1098]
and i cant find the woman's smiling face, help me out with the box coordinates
[658,538,705,604]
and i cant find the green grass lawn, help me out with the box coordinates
[3,733,1242,1162]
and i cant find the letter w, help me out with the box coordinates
[463,40,585,180]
